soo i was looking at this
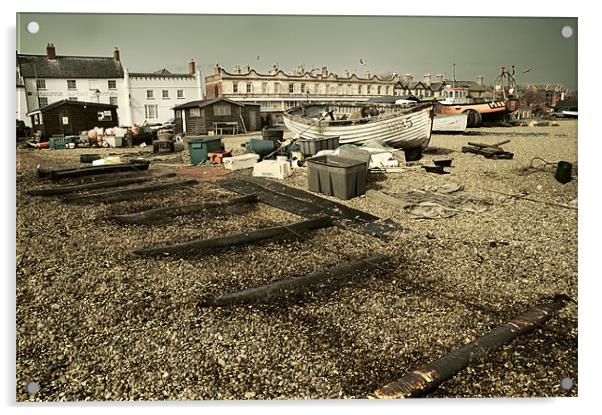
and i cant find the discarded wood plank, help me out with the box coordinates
[484,188,577,210]
[366,190,411,209]
[63,179,198,204]
[109,194,259,224]
[372,295,571,399]
[50,161,150,180]
[200,254,389,307]
[27,173,177,196]
[134,216,334,256]
[467,139,510,148]
[462,146,514,159]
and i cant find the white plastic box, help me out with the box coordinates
[223,154,260,171]
[252,160,292,180]
[105,136,123,148]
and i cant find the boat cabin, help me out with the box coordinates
[441,87,470,105]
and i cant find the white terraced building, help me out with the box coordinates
[16,44,203,128]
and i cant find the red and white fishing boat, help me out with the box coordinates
[437,66,520,127]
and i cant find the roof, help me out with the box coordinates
[17,54,124,79]
[27,99,117,115]
[129,68,195,78]
[173,97,260,110]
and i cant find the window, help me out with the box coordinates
[385,86,390,95]
[108,80,117,90]
[189,107,201,117]
[144,104,158,119]
[377,85,382,95]
[301,83,306,93]
[262,82,268,93]
[274,83,280,93]
[68,97,77,102]
[367,85,371,94]
[36,79,46,90]
[67,80,77,90]
[325,84,330,95]
[233,83,239,93]
[146,90,154,99]
[289,83,294,93]
[162,90,169,99]
[97,110,112,121]
[175,110,182,119]
[214,104,231,116]
[357,85,362,94]
[38,97,48,108]
[177,89,184,99]
[246,83,252,93]
[109,96,118,106]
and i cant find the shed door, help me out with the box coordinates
[247,110,257,131]
[59,110,73,135]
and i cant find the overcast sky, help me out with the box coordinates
[17,13,577,90]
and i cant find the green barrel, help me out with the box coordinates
[555,161,573,184]
[245,138,276,156]
[187,137,223,165]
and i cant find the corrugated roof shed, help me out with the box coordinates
[173,97,260,110]
[17,54,124,79]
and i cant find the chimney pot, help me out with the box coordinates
[113,47,120,62]
[321,66,328,77]
[436,74,444,83]
[188,59,196,75]
[46,43,56,60]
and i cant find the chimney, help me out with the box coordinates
[235,65,241,74]
[404,73,413,84]
[321,66,328,77]
[187,59,196,75]
[344,68,350,78]
[364,70,370,79]
[476,75,484,87]
[46,43,56,60]
[436,74,444,83]
[423,74,432,86]
[214,63,220,74]
[113,47,120,62]
[272,64,278,74]
[244,64,251,73]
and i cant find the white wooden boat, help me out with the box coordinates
[283,102,434,150]
[433,113,468,133]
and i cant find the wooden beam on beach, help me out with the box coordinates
[48,161,150,180]
[63,179,198,204]
[372,295,571,399]
[109,194,259,224]
[200,254,389,307]
[134,216,334,257]
[27,173,177,196]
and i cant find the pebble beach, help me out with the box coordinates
[15,120,578,401]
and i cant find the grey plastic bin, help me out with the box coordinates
[298,136,340,156]
[306,155,367,200]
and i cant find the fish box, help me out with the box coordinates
[298,136,340,157]
[306,155,367,200]
[105,136,123,148]
[252,160,292,180]
[223,153,260,171]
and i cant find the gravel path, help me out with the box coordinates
[16,120,577,401]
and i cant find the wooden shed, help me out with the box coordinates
[28,100,119,138]
[173,98,261,136]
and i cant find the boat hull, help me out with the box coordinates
[438,98,519,124]
[433,113,468,133]
[284,105,434,150]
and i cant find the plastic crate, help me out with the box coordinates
[187,136,223,165]
[306,155,367,200]
[297,136,340,156]
[48,135,66,149]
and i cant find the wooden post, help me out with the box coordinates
[201,254,389,307]
[372,295,571,399]
[134,216,334,256]
[63,179,198,204]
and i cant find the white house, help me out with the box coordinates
[17,44,126,124]
[17,44,203,128]
[124,59,202,126]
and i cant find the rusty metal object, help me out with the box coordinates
[372,295,571,399]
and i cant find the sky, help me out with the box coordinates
[16,13,578,90]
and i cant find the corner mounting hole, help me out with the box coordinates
[561,26,573,39]
[26,21,40,34]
